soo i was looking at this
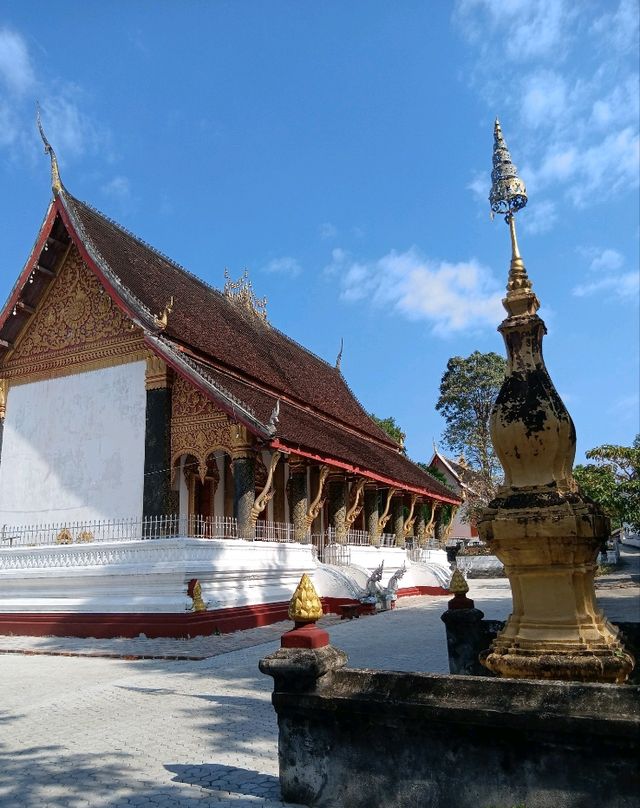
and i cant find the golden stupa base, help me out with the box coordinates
[482,638,633,684]
[478,495,635,684]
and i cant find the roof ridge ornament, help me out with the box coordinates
[335,337,343,370]
[489,118,538,317]
[36,104,63,196]
[223,268,268,322]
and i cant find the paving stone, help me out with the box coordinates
[1,555,637,808]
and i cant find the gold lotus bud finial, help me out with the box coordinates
[36,104,63,196]
[449,567,469,596]
[288,573,323,623]
[489,119,539,317]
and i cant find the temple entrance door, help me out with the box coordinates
[185,455,220,537]
[188,474,215,536]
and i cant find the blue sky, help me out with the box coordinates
[0,1,638,465]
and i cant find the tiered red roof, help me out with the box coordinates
[1,188,460,505]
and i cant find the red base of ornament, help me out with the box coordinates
[447,593,475,610]
[280,622,330,649]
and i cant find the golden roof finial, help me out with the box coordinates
[36,104,62,196]
[288,573,323,623]
[489,119,539,317]
[223,268,268,321]
[155,296,174,330]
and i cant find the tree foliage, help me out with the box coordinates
[436,351,506,494]
[574,435,640,530]
[369,414,406,454]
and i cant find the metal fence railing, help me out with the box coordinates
[0,515,298,549]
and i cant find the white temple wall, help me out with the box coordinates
[0,362,147,527]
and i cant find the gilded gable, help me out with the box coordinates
[0,245,146,384]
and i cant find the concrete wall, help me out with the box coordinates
[0,362,146,526]
[261,648,640,808]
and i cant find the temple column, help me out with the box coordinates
[415,504,426,546]
[328,476,347,544]
[393,496,405,548]
[289,456,309,543]
[143,357,174,523]
[364,486,379,546]
[231,426,255,539]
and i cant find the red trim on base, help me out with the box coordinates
[397,585,449,597]
[281,623,329,649]
[0,601,291,640]
[0,589,448,640]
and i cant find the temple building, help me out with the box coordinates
[428,449,483,541]
[0,131,458,637]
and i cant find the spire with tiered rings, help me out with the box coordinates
[489,119,538,317]
[478,119,634,684]
[36,105,63,196]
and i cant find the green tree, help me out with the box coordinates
[370,414,406,454]
[435,351,506,493]
[574,435,640,530]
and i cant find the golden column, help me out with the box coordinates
[478,120,634,683]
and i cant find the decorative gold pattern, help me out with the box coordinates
[377,487,397,536]
[251,451,282,524]
[55,528,73,545]
[305,464,329,530]
[171,374,239,482]
[154,296,174,330]
[190,580,207,612]
[449,567,469,595]
[0,378,7,420]
[288,573,323,623]
[403,494,418,538]
[145,354,171,390]
[0,247,146,385]
[345,478,366,533]
[223,269,267,321]
[77,530,94,543]
[442,505,459,542]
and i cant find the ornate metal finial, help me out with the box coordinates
[36,104,63,195]
[335,337,344,370]
[288,573,323,623]
[223,269,268,322]
[489,119,527,220]
[489,119,538,317]
[449,567,469,596]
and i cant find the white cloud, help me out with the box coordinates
[589,248,624,273]
[573,272,639,300]
[329,246,504,337]
[521,199,557,235]
[520,71,567,128]
[455,0,639,223]
[573,247,638,300]
[0,26,112,174]
[319,222,338,240]
[467,170,489,203]
[262,256,302,277]
[455,0,575,62]
[102,175,131,200]
[0,28,35,95]
[592,0,640,54]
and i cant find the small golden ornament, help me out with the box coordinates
[449,567,469,596]
[288,573,323,623]
[55,528,73,545]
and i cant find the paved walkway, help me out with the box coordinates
[0,555,637,807]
